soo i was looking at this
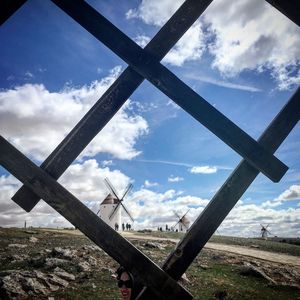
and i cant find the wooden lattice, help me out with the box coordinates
[1,0,299,299]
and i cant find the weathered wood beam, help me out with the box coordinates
[0,0,27,26]
[51,0,288,183]
[137,87,300,298]
[164,87,300,279]
[0,136,192,300]
[265,0,300,27]
[12,0,213,212]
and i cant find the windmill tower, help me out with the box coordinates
[173,210,190,232]
[260,224,271,239]
[97,178,134,230]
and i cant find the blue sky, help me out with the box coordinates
[0,0,299,237]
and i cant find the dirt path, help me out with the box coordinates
[122,232,300,267]
[42,229,300,267]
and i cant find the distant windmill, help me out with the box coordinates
[173,210,190,232]
[97,178,134,230]
[260,224,272,239]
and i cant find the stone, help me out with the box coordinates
[239,263,276,285]
[52,247,77,259]
[0,274,27,299]
[143,242,164,250]
[45,258,70,268]
[180,273,190,283]
[53,267,75,281]
[29,236,38,243]
[7,244,27,249]
[78,261,91,272]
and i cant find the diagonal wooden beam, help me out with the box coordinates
[0,0,27,26]
[142,87,300,297]
[0,135,192,300]
[265,0,300,27]
[12,0,213,212]
[51,0,288,183]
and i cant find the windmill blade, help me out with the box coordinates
[104,178,120,200]
[109,202,121,220]
[173,210,181,219]
[266,224,270,229]
[182,209,190,219]
[121,202,134,222]
[182,222,189,230]
[121,183,133,200]
[173,220,180,229]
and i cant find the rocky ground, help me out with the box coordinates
[0,228,299,299]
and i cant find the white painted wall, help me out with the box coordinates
[99,203,121,230]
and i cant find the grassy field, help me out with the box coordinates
[0,228,299,299]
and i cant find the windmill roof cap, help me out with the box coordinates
[101,193,119,205]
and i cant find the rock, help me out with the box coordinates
[180,273,190,283]
[239,263,276,285]
[78,261,91,272]
[11,254,29,263]
[45,258,70,268]
[21,276,48,295]
[0,269,74,299]
[52,247,77,259]
[0,274,27,299]
[143,242,164,250]
[88,256,98,267]
[29,236,38,243]
[7,244,27,249]
[24,230,38,234]
[199,264,210,270]
[53,267,75,281]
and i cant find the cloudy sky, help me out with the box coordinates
[1,0,299,237]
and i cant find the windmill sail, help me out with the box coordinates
[104,178,134,222]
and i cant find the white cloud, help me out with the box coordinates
[25,71,34,78]
[126,0,183,26]
[277,185,300,201]
[168,176,184,182]
[204,0,300,90]
[59,159,131,202]
[127,0,205,66]
[127,0,300,89]
[1,171,299,237]
[134,35,151,48]
[144,180,158,187]
[163,21,205,66]
[101,160,113,167]
[221,203,300,237]
[262,185,300,208]
[190,165,217,174]
[0,159,131,228]
[0,66,148,161]
[186,74,262,92]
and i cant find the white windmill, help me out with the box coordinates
[97,178,134,230]
[173,210,190,232]
[260,224,272,239]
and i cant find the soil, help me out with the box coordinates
[121,232,300,269]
